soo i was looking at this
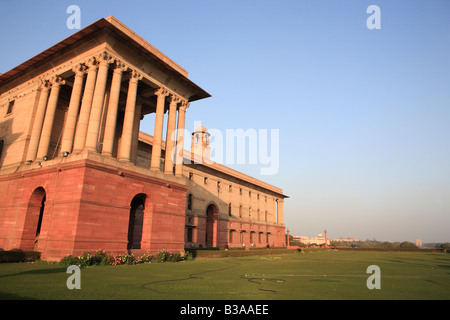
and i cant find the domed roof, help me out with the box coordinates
[194,123,208,133]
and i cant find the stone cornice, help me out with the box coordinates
[1,46,189,104]
[0,158,189,192]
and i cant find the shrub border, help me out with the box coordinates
[0,250,41,263]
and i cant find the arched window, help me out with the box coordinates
[228,203,232,216]
[239,205,243,218]
[128,194,146,250]
[22,187,46,251]
[205,203,219,247]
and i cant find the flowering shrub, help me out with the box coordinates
[59,250,192,267]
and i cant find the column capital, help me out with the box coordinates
[112,60,127,74]
[72,63,88,76]
[49,75,66,87]
[155,87,170,97]
[169,93,181,105]
[96,51,113,65]
[179,99,190,110]
[129,69,143,83]
[84,57,99,69]
[38,78,50,90]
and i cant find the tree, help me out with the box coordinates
[399,241,417,249]
[381,241,393,248]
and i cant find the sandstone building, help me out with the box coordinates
[0,16,287,260]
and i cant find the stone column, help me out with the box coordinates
[130,99,143,164]
[164,94,179,173]
[287,228,290,247]
[36,76,65,160]
[174,101,189,176]
[212,218,218,247]
[118,70,142,162]
[150,88,169,170]
[102,62,126,157]
[274,199,277,224]
[60,64,87,155]
[85,52,111,151]
[72,58,98,152]
[278,199,284,225]
[26,80,50,162]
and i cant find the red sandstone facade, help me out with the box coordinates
[0,17,287,261]
[0,159,187,260]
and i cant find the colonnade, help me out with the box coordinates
[26,51,189,176]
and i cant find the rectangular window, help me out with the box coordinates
[187,228,193,242]
[0,139,4,165]
[6,100,14,114]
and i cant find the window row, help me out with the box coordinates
[186,194,270,222]
[188,171,270,201]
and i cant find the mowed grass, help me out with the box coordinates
[0,250,448,300]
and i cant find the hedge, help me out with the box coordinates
[186,248,301,258]
[0,250,41,263]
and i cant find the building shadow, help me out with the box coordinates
[0,117,24,168]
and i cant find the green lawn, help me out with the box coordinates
[0,250,449,300]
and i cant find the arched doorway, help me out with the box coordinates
[205,203,219,247]
[21,187,46,251]
[127,194,146,250]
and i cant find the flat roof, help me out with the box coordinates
[0,16,210,102]
[139,131,288,199]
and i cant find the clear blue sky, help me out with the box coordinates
[1,0,449,243]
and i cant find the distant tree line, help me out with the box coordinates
[330,239,418,249]
[287,235,450,250]
[330,239,450,249]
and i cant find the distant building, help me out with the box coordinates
[333,238,358,243]
[293,233,330,246]
[416,239,422,248]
